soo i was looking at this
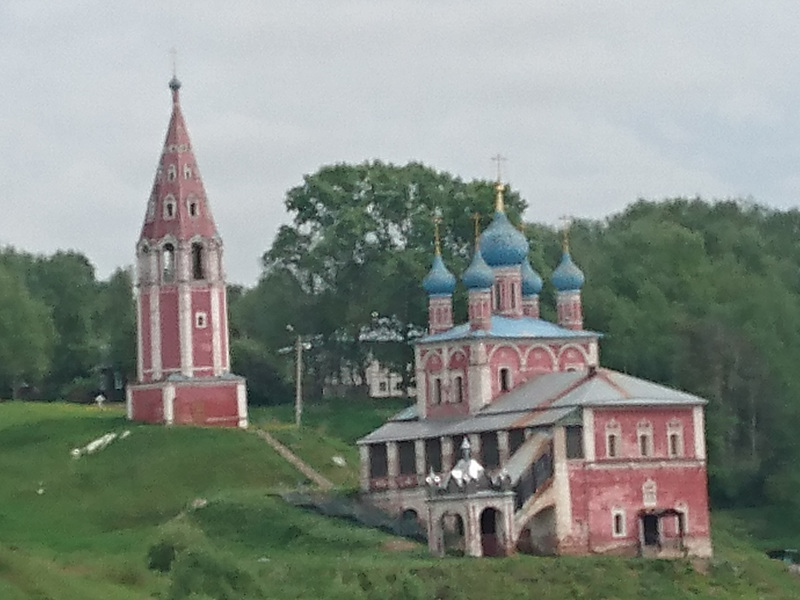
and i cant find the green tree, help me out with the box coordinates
[262,160,526,395]
[0,263,54,397]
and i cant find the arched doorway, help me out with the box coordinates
[480,507,504,557]
[398,508,422,538]
[441,512,465,556]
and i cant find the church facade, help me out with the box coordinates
[358,183,712,558]
[126,78,248,428]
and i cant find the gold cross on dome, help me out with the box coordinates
[491,153,507,183]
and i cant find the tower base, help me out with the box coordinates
[126,375,248,428]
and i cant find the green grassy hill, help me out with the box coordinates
[1,400,800,599]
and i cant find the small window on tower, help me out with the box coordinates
[195,312,207,328]
[189,201,199,217]
[192,243,205,280]
[162,244,176,282]
[184,164,192,179]
[167,165,177,181]
[163,195,176,220]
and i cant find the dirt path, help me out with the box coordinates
[254,429,334,490]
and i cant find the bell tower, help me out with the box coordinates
[126,76,248,428]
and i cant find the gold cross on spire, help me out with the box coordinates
[560,215,572,253]
[433,214,442,255]
[491,154,507,213]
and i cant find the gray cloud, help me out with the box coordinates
[2,1,800,284]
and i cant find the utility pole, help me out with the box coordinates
[294,334,303,428]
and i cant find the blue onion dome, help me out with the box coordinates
[521,259,543,296]
[462,247,494,290]
[552,251,585,291]
[422,254,457,295]
[479,211,530,267]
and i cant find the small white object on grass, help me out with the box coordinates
[332,455,347,467]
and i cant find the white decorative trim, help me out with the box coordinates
[135,288,144,381]
[163,384,175,425]
[125,386,133,419]
[150,287,162,379]
[179,284,193,376]
[693,406,706,460]
[582,408,595,462]
[211,285,223,375]
[236,381,248,428]
[642,479,657,507]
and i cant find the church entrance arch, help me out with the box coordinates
[480,507,504,557]
[440,512,465,556]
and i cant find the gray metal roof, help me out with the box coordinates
[358,368,706,445]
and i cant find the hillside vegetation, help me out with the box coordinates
[1,401,800,599]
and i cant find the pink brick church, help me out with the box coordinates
[358,182,712,558]
[126,77,247,428]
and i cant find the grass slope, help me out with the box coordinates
[1,400,800,600]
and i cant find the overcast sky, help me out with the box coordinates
[2,1,800,285]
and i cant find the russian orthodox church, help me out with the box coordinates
[358,181,712,558]
[126,77,248,428]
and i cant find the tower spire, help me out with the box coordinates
[168,48,181,101]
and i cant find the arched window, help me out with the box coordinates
[637,421,653,457]
[191,243,205,280]
[499,368,511,392]
[188,198,199,217]
[606,420,621,458]
[163,195,176,220]
[167,164,177,181]
[162,243,176,282]
[453,375,463,403]
[183,164,192,179]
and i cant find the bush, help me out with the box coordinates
[168,546,265,600]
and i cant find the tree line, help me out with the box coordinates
[4,160,800,510]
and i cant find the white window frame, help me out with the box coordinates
[195,312,207,329]
[605,420,621,458]
[612,508,626,537]
[183,163,192,179]
[667,420,683,458]
[643,479,657,507]
[637,420,653,458]
[167,164,177,181]
[163,194,176,220]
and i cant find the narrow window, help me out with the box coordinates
[493,283,500,310]
[434,378,443,404]
[667,419,683,458]
[192,243,205,280]
[510,282,517,309]
[607,433,618,458]
[379,381,387,392]
[565,425,584,459]
[183,164,192,179]
[369,444,388,478]
[195,312,207,328]
[500,368,511,392]
[637,421,653,458]
[453,375,463,403]
[425,438,442,473]
[398,441,416,475]
[167,164,177,181]
[480,432,500,468]
[612,510,625,537]
[162,244,175,282]
[163,194,176,219]
[669,433,680,457]
[188,198,199,217]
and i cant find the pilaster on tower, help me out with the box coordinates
[127,76,248,428]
